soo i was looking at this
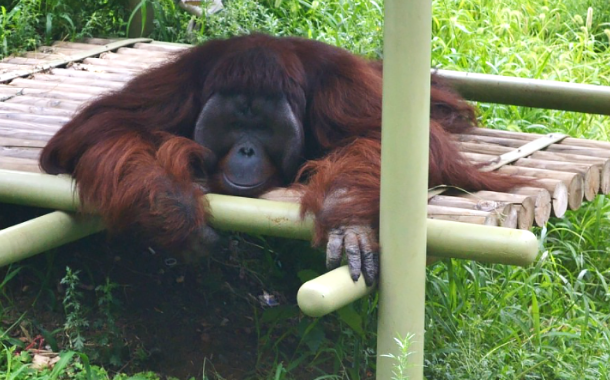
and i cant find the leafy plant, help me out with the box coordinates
[60,267,88,351]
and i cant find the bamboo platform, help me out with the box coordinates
[1,38,609,231]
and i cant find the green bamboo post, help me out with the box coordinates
[376,0,431,378]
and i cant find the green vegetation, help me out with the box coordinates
[2,0,610,379]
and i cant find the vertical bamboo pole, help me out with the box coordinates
[376,0,431,378]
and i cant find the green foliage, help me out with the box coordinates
[0,0,126,57]
[60,268,88,352]
[380,334,416,380]
[417,0,610,378]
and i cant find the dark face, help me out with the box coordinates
[194,93,304,197]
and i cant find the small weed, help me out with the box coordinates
[60,267,88,352]
[381,333,416,380]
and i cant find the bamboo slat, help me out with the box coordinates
[0,146,41,160]
[30,74,126,89]
[464,151,600,201]
[0,86,97,101]
[458,141,610,194]
[0,102,75,117]
[115,47,172,58]
[0,137,47,148]
[9,78,113,95]
[49,68,134,82]
[82,57,154,70]
[70,63,143,75]
[99,52,168,63]
[5,96,84,111]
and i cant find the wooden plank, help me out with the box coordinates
[0,146,41,160]
[35,46,92,55]
[0,114,67,127]
[49,68,134,83]
[29,73,126,89]
[0,127,54,140]
[82,57,154,70]
[9,78,112,95]
[479,133,568,171]
[0,86,96,101]
[0,156,41,172]
[0,137,48,148]
[22,52,71,60]
[0,103,75,117]
[457,134,610,159]
[116,47,172,58]
[99,52,168,63]
[0,38,153,83]
[466,128,610,150]
[83,38,121,45]
[69,63,142,75]
[2,57,50,65]
[5,95,83,110]
[133,42,188,52]
[0,63,35,71]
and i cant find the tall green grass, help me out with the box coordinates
[426,0,610,378]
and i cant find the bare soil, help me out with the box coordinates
[0,204,328,379]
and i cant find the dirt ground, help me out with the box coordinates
[0,204,329,379]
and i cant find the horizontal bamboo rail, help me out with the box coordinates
[436,69,610,115]
[0,170,538,270]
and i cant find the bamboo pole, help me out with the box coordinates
[522,178,569,217]
[0,170,540,263]
[377,1,429,377]
[436,69,610,116]
[427,204,499,226]
[0,212,104,267]
[427,195,516,227]
[461,191,536,229]
[511,187,552,227]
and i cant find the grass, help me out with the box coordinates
[2,0,610,379]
